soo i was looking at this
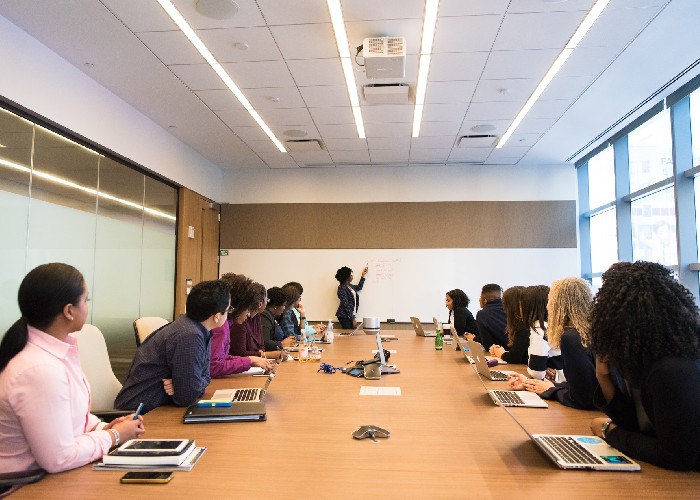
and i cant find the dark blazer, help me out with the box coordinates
[449,306,478,337]
[335,277,365,320]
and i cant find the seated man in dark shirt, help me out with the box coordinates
[115,280,230,414]
[474,283,507,350]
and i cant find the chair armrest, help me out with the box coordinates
[94,410,132,420]
[0,469,46,487]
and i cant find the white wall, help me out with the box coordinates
[222,163,577,203]
[0,14,223,201]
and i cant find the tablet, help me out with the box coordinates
[117,439,189,454]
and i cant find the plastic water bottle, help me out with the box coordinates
[326,320,334,343]
[435,324,443,350]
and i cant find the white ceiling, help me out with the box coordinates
[0,0,698,170]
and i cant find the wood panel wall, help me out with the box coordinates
[175,188,220,316]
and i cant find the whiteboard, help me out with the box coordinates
[220,248,579,324]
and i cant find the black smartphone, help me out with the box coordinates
[120,471,173,484]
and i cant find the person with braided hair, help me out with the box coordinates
[508,277,597,410]
[588,261,700,471]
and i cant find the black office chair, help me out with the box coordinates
[0,469,46,496]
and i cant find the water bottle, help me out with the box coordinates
[435,324,443,351]
[326,320,334,343]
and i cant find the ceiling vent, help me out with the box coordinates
[285,139,323,152]
[363,84,411,104]
[363,37,406,79]
[457,135,498,148]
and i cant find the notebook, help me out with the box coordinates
[376,331,400,374]
[464,340,516,381]
[464,342,548,408]
[498,399,640,471]
[410,316,436,337]
[183,374,275,423]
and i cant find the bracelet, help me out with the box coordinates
[601,420,612,439]
[300,316,306,320]
[108,428,120,447]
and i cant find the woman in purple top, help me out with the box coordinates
[210,274,275,378]
[229,282,285,360]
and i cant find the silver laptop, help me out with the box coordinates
[498,399,640,471]
[464,342,548,408]
[410,316,436,337]
[183,374,275,423]
[211,373,275,404]
[337,321,363,336]
[376,331,399,374]
[464,341,516,381]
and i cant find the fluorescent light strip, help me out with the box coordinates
[327,0,365,139]
[156,0,286,152]
[0,158,176,221]
[496,0,610,148]
[412,0,440,137]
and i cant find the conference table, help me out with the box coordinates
[15,330,699,498]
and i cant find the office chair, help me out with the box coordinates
[133,316,169,346]
[0,469,46,495]
[73,324,130,420]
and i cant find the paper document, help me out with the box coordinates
[360,386,401,396]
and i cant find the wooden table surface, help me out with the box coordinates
[15,331,699,499]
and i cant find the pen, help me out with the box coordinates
[133,402,144,420]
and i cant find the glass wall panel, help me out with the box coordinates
[590,207,618,273]
[691,89,700,167]
[0,109,32,332]
[628,109,673,193]
[631,187,677,266]
[587,147,615,209]
[92,156,145,346]
[25,126,99,296]
[141,176,177,320]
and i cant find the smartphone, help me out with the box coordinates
[120,471,173,484]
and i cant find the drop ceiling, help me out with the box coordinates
[0,0,697,170]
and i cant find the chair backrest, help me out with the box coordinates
[133,317,169,346]
[73,324,122,412]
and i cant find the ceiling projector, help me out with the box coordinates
[362,37,406,79]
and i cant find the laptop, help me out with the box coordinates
[463,341,516,381]
[183,374,275,423]
[465,343,548,408]
[376,331,400,374]
[410,316,436,337]
[337,322,363,336]
[498,398,640,471]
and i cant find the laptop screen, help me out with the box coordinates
[375,332,387,364]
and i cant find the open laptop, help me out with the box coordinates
[498,397,640,471]
[376,331,400,374]
[337,322,363,336]
[410,316,436,337]
[464,340,516,381]
[465,343,548,408]
[183,374,275,423]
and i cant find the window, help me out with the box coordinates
[628,109,672,193]
[691,89,700,168]
[587,146,615,209]
[590,207,618,273]
[631,187,677,267]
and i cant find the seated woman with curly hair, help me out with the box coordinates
[588,261,700,471]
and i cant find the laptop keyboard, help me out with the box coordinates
[539,436,600,465]
[492,390,524,406]
[232,388,259,402]
[490,370,508,381]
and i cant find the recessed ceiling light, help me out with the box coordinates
[195,0,239,20]
[497,87,511,95]
[233,41,249,51]
[471,124,496,133]
[284,129,308,138]
[168,125,177,129]
[268,96,281,103]
[84,62,95,68]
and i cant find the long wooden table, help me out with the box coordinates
[15,331,699,498]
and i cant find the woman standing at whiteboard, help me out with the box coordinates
[335,265,368,329]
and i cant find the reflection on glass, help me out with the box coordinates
[691,89,700,168]
[0,109,32,332]
[695,176,700,262]
[587,146,615,209]
[628,109,672,193]
[590,207,618,273]
[631,187,677,266]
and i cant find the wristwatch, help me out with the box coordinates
[601,420,612,439]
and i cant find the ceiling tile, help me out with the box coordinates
[138,30,202,65]
[277,125,321,140]
[429,52,489,81]
[540,75,592,100]
[422,103,468,122]
[506,133,543,148]
[465,101,522,121]
[195,89,245,111]
[287,58,346,87]
[342,0,425,21]
[299,85,352,107]
[231,126,269,141]
[216,108,259,128]
[290,150,333,164]
[481,49,559,80]
[244,139,281,154]
[410,136,457,149]
[471,78,537,102]
[259,152,299,168]
[363,105,414,123]
[507,0,595,14]
[323,138,369,150]
[558,46,619,78]
[368,137,411,151]
[271,23,338,60]
[309,107,355,125]
[170,0,266,29]
[433,15,503,53]
[259,108,315,126]
[410,148,451,161]
[425,80,477,103]
[220,60,296,88]
[448,147,491,162]
[256,0,330,25]
[244,87,306,109]
[420,121,462,137]
[514,117,558,134]
[529,99,573,119]
[317,123,363,139]
[364,121,412,138]
[488,146,529,160]
[169,63,224,90]
[493,11,586,50]
[369,150,410,163]
[439,0,509,16]
[330,150,371,163]
[197,26,283,63]
[459,119,512,136]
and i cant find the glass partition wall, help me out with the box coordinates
[0,106,176,378]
